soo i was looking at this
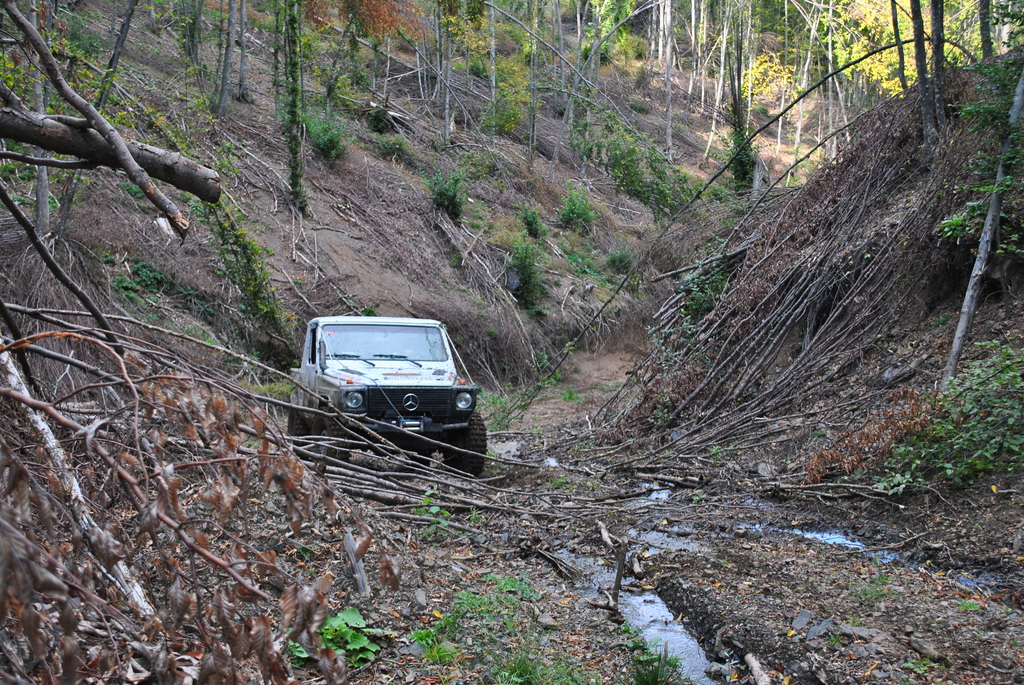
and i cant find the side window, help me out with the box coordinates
[308,325,318,365]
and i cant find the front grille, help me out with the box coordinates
[367,387,451,417]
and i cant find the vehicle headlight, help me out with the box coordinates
[342,390,365,410]
[455,391,474,410]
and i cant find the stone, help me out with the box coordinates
[537,612,559,629]
[399,643,424,657]
[756,462,775,477]
[792,609,814,630]
[852,626,877,641]
[909,636,945,663]
[413,589,428,609]
[706,663,737,679]
[807,618,834,640]
[847,644,869,659]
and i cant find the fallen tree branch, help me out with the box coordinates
[1,349,154,615]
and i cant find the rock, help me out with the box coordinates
[413,589,428,609]
[909,636,946,663]
[537,612,558,629]
[756,462,775,477]
[707,662,737,679]
[792,609,813,630]
[807,618,834,640]
[847,644,869,659]
[399,643,424,657]
[872,670,889,679]
[852,626,878,641]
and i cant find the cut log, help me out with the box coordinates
[944,59,1024,381]
[0,107,221,203]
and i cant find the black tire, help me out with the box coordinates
[287,408,310,436]
[286,390,311,436]
[445,413,487,477]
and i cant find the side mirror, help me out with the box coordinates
[318,339,327,370]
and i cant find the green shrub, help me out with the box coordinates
[509,237,544,310]
[287,607,382,667]
[468,57,489,79]
[606,249,634,274]
[304,114,352,161]
[516,204,546,239]
[377,134,410,162]
[570,110,694,219]
[426,171,466,221]
[728,122,757,190]
[559,181,599,232]
[628,98,652,114]
[367,106,393,134]
[887,342,1024,486]
[483,58,529,136]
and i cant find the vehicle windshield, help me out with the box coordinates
[320,324,449,362]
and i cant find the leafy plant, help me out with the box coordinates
[855,577,891,605]
[571,109,693,219]
[113,262,168,303]
[483,57,529,136]
[509,237,545,310]
[288,607,382,667]
[606,249,634,274]
[559,181,599,233]
[193,203,285,332]
[517,204,546,239]
[377,133,410,161]
[426,170,466,221]
[890,342,1024,483]
[304,113,353,161]
[626,642,684,685]
[727,122,757,190]
[957,599,982,611]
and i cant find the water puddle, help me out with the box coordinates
[571,531,711,683]
[619,593,713,685]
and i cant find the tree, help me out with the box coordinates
[909,0,937,157]
[1,0,211,236]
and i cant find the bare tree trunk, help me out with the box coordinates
[931,0,945,130]
[944,60,1024,380]
[980,0,993,59]
[215,0,237,116]
[702,3,731,163]
[664,0,673,154]
[891,0,908,89]
[909,0,937,157]
[236,0,249,100]
[29,0,48,235]
[790,14,819,180]
[489,5,496,144]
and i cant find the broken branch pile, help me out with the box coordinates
[600,73,988,477]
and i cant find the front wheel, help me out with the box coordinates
[445,413,487,477]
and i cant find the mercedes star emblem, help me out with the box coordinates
[402,393,419,410]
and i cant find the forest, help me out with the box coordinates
[1,0,1024,683]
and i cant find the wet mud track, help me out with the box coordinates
[604,495,1024,684]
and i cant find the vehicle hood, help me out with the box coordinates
[322,362,457,387]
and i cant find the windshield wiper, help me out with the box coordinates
[373,354,422,367]
[334,353,375,366]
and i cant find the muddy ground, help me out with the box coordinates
[303,344,1024,685]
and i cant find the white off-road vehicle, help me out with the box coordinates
[287,316,487,475]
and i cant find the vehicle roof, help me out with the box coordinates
[310,316,443,327]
